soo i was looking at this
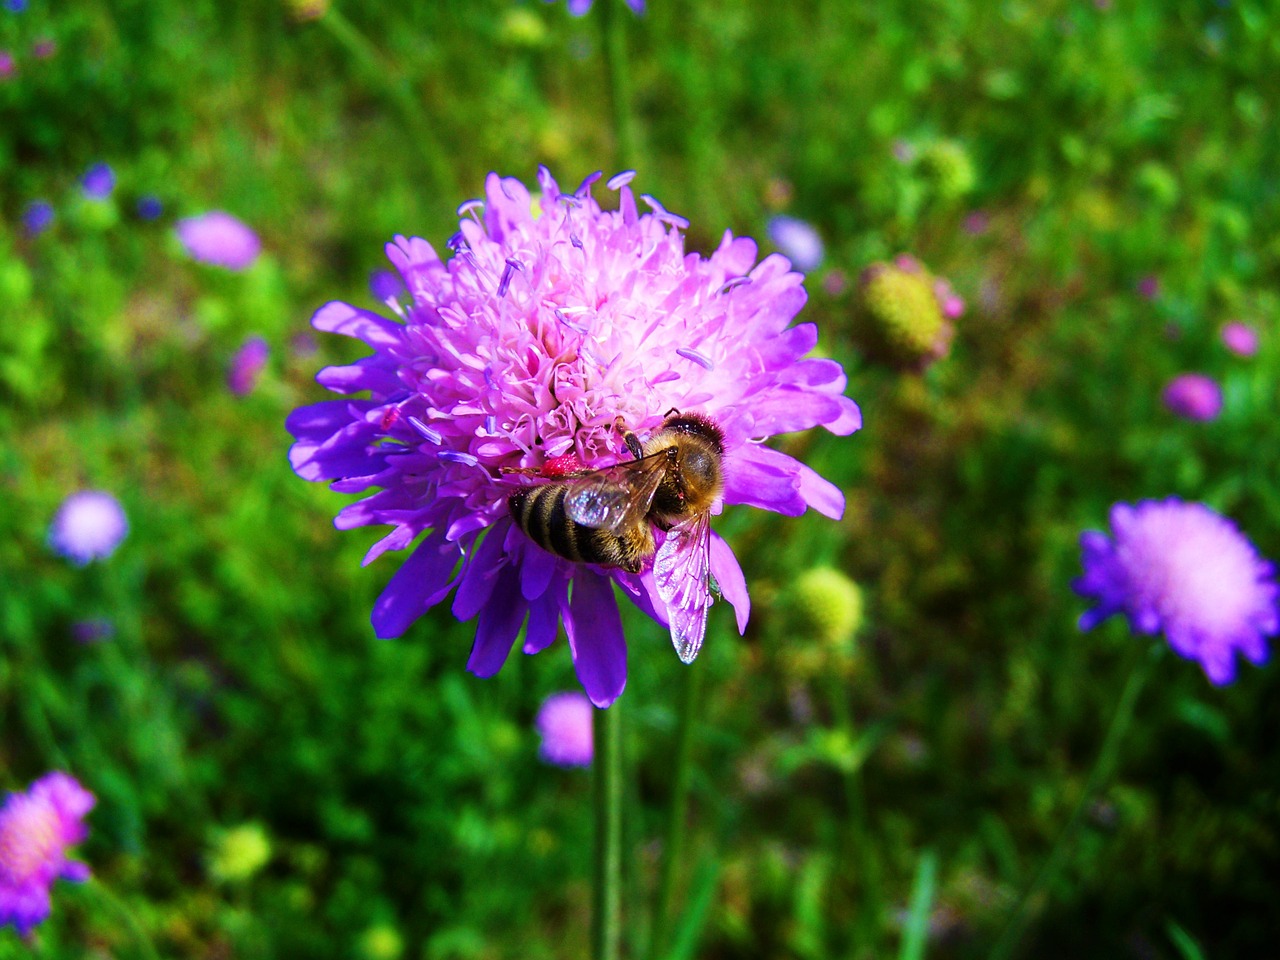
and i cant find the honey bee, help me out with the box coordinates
[506,412,726,663]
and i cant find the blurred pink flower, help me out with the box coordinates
[228,336,270,397]
[1162,373,1222,422]
[1221,322,1259,358]
[176,211,261,271]
[535,692,594,767]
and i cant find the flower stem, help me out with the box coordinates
[593,701,623,960]
[598,0,639,170]
[87,877,161,960]
[650,661,702,959]
[990,643,1159,960]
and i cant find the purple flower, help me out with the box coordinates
[287,168,860,706]
[1162,373,1222,422]
[548,0,644,15]
[1074,499,1278,685]
[176,211,261,271]
[1136,274,1160,300]
[0,773,95,935]
[32,38,55,59]
[81,162,115,201]
[369,269,407,305]
[4,0,28,12]
[535,692,594,767]
[766,215,824,273]
[136,195,163,221]
[22,200,53,237]
[1221,322,1259,358]
[72,619,115,644]
[228,336,270,397]
[0,51,14,80]
[48,491,128,565]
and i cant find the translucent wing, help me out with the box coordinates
[564,455,668,534]
[653,511,714,663]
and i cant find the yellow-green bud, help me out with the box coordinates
[917,140,976,200]
[499,8,549,48]
[784,567,864,652]
[208,823,272,883]
[855,258,953,369]
[358,925,405,960]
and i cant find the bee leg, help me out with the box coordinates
[663,406,682,418]
[499,466,542,475]
[614,416,644,461]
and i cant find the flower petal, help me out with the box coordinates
[467,561,527,677]
[709,533,750,635]
[371,533,463,638]
[563,572,627,707]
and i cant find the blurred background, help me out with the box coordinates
[3,0,1279,957]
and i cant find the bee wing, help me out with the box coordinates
[564,455,667,534]
[653,511,714,664]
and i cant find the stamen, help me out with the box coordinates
[407,417,442,444]
[456,199,485,219]
[640,195,690,230]
[485,414,497,435]
[718,276,753,295]
[555,308,589,334]
[446,232,466,251]
[484,367,497,389]
[497,257,524,298]
[537,165,557,199]
[557,195,581,209]
[439,449,480,467]
[575,171,603,198]
[676,347,714,370]
[570,233,584,250]
[607,170,637,191]
[500,179,516,201]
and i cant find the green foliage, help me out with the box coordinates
[4,0,1280,957]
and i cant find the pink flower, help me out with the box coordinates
[535,692,594,767]
[1221,322,1259,358]
[1162,373,1222,422]
[228,336,270,397]
[176,211,261,271]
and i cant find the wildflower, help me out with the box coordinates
[766,215,824,273]
[535,692,594,767]
[72,619,115,644]
[48,490,128,565]
[287,168,860,706]
[1221,321,1259,358]
[1074,499,1278,685]
[783,567,863,651]
[962,211,990,236]
[32,38,55,59]
[917,140,976,200]
[853,254,959,369]
[80,162,115,201]
[546,0,644,15]
[1136,274,1160,300]
[1162,373,1222,422]
[0,51,14,80]
[227,336,270,397]
[4,0,27,12]
[136,195,163,221]
[22,200,53,237]
[176,211,261,271]
[208,824,271,883]
[0,773,95,935]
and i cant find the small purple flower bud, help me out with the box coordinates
[227,337,270,397]
[22,199,54,237]
[535,692,594,766]
[766,216,824,273]
[48,491,128,565]
[1221,322,1259,358]
[1162,373,1222,422]
[81,162,115,201]
[176,211,261,271]
[136,195,163,221]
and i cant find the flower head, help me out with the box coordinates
[22,200,53,237]
[136,195,163,221]
[1163,372,1222,422]
[766,216,824,273]
[535,691,594,767]
[1136,274,1160,300]
[1221,321,1259,358]
[917,140,976,200]
[0,51,14,79]
[228,336,270,397]
[287,168,860,706]
[48,490,128,565]
[547,0,644,15]
[853,255,959,369]
[1074,499,1277,684]
[176,211,261,271]
[80,162,115,201]
[0,773,95,935]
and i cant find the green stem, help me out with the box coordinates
[598,0,638,170]
[318,9,457,198]
[593,701,623,960]
[990,643,1158,960]
[650,662,701,959]
[88,877,161,960]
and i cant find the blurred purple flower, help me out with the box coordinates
[32,38,55,59]
[1136,274,1160,300]
[48,491,128,566]
[287,168,860,706]
[176,211,261,271]
[0,773,95,935]
[962,211,990,235]
[0,51,14,79]
[136,195,163,221]
[4,0,28,12]
[72,619,115,644]
[1162,373,1222,422]
[548,0,643,15]
[22,200,53,237]
[80,162,115,201]
[535,692,594,767]
[368,269,406,305]
[822,269,847,297]
[228,337,270,397]
[766,215,824,273]
[1075,499,1277,685]
[1221,322,1259,358]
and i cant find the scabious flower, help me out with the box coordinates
[80,162,115,201]
[1074,499,1278,685]
[0,51,14,80]
[176,211,261,271]
[1162,372,1222,422]
[1136,274,1160,300]
[547,0,644,15]
[766,216,824,273]
[535,691,594,767]
[22,200,53,237]
[228,336,270,397]
[48,490,128,565]
[0,773,95,935]
[853,254,960,369]
[1221,321,1259,358]
[287,168,860,706]
[136,195,163,221]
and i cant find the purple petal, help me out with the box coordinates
[709,533,750,634]
[523,585,564,654]
[563,572,627,707]
[312,301,406,351]
[723,444,807,516]
[796,461,845,520]
[467,561,527,676]
[371,533,464,638]
[452,523,511,620]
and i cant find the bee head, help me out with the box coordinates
[659,411,725,455]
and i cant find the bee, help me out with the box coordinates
[506,412,726,663]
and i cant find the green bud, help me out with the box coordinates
[358,925,405,960]
[855,258,952,369]
[208,823,272,883]
[917,140,976,200]
[783,567,864,653]
[499,8,548,48]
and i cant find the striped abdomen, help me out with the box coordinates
[508,483,653,573]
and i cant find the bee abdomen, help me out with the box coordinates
[508,485,649,572]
